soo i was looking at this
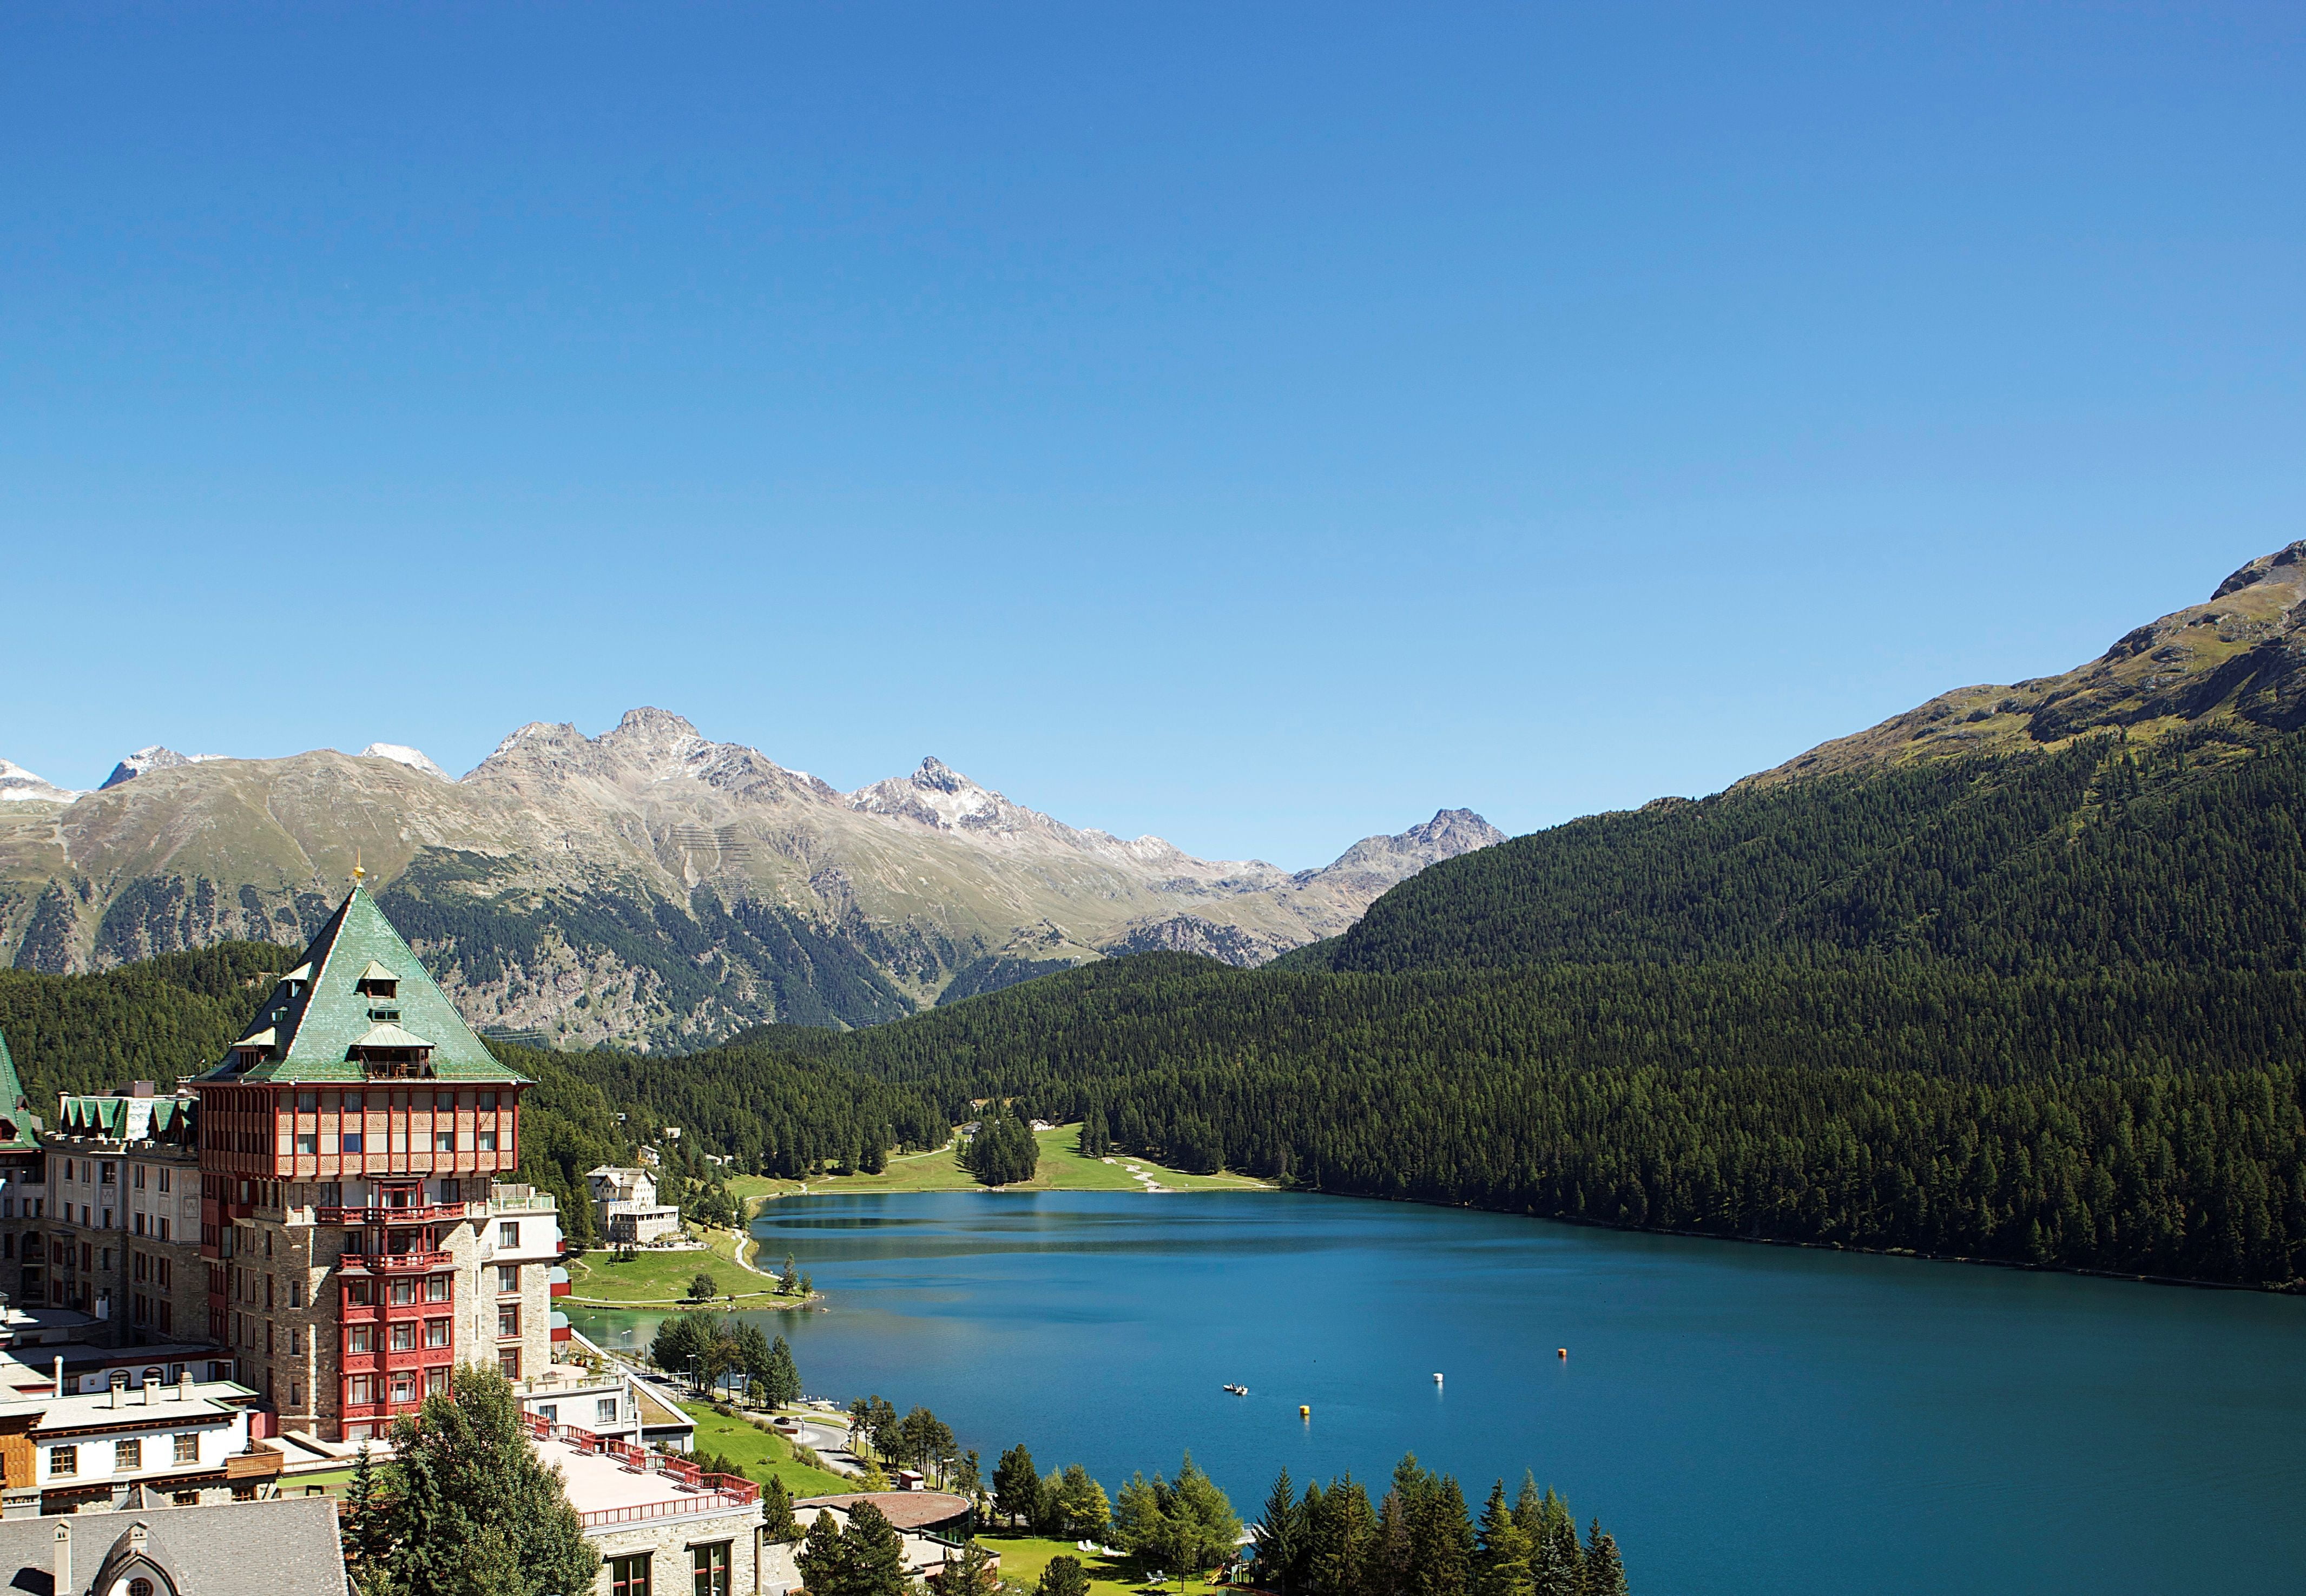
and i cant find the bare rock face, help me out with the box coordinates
[1748,540,2306,786]
[0,707,1498,1041]
[100,746,223,789]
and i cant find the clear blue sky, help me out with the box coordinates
[4,4,2301,867]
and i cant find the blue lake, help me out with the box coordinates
[569,1190,2306,1595]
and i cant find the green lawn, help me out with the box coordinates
[564,1226,803,1307]
[741,1126,1270,1214]
[979,1533,1223,1596]
[676,1400,854,1496]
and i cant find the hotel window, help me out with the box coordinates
[348,1325,374,1354]
[477,1130,498,1152]
[425,1367,450,1397]
[436,1132,455,1152]
[597,1397,618,1424]
[288,1327,303,1355]
[389,1375,416,1404]
[289,1277,304,1309]
[296,1134,318,1155]
[389,1279,418,1307]
[298,1092,318,1111]
[348,1376,374,1406]
[610,1554,651,1596]
[159,1302,172,1334]
[424,1318,450,1349]
[478,1092,497,1111]
[134,1212,146,1236]
[692,1542,732,1596]
[157,1218,169,1242]
[173,1433,199,1465]
[101,1163,116,1185]
[498,1223,520,1249]
[498,1349,519,1379]
[114,1439,141,1471]
[48,1446,75,1478]
[497,1304,520,1338]
[172,1491,198,1507]
[133,1164,146,1190]
[157,1168,169,1193]
[345,1280,372,1307]
[319,1182,341,1206]
[342,1133,364,1154]
[498,1266,519,1294]
[390,1322,417,1353]
[424,1275,451,1303]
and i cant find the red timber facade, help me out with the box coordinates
[193,883,556,1441]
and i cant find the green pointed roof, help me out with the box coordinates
[201,885,527,1086]
[0,1031,36,1152]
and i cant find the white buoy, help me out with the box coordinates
[1433,1373,1444,1384]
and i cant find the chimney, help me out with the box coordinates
[52,1357,62,1399]
[178,1368,193,1400]
[51,1522,68,1593]
[131,1081,155,1098]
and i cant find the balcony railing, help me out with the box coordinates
[318,1203,473,1226]
[338,1250,453,1273]
[518,1413,760,1526]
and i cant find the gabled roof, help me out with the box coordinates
[0,1031,38,1153]
[52,1095,194,1145]
[199,885,526,1086]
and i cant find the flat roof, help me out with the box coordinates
[536,1434,757,1524]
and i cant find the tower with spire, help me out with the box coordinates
[192,882,557,1441]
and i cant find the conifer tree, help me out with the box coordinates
[843,1500,910,1596]
[1579,1523,1628,1596]
[340,1441,397,1596]
[765,1334,803,1407]
[762,1475,799,1543]
[994,1443,1042,1528]
[798,1510,853,1595]
[1476,1480,1536,1596]
[1530,1495,1583,1596]
[1253,1467,1303,1594]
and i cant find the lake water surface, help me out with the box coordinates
[570,1191,2305,1595]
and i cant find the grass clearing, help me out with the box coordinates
[742,1125,1269,1214]
[564,1226,806,1307]
[677,1400,854,1497]
[979,1533,1221,1596]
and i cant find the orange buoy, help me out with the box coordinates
[1557,1348,1567,1359]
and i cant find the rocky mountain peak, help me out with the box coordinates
[100,746,224,790]
[2211,539,2306,602]
[1302,808,1506,887]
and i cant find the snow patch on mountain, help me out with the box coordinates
[359,743,450,780]
[0,759,80,803]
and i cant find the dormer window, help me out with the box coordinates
[367,1007,401,1023]
[354,960,399,1000]
[349,1021,434,1080]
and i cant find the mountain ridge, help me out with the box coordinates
[0,708,1499,1048]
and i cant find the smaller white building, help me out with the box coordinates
[528,1419,762,1596]
[585,1166,683,1246]
[0,1370,278,1516]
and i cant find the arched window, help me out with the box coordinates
[131,1580,155,1596]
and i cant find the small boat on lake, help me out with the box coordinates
[1222,1383,1249,1395]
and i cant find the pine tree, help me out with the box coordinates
[1531,1495,1583,1596]
[798,1509,853,1596]
[762,1476,799,1543]
[340,1441,397,1596]
[844,1500,910,1596]
[1475,1480,1535,1596]
[766,1334,803,1408]
[994,1443,1041,1528]
[1253,1467,1303,1594]
[1579,1524,1628,1596]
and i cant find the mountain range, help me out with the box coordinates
[0,711,1500,1047]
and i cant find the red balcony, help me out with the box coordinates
[338,1250,452,1274]
[317,1203,471,1226]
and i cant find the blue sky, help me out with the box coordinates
[4,4,2301,867]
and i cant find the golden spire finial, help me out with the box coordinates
[353,849,366,885]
